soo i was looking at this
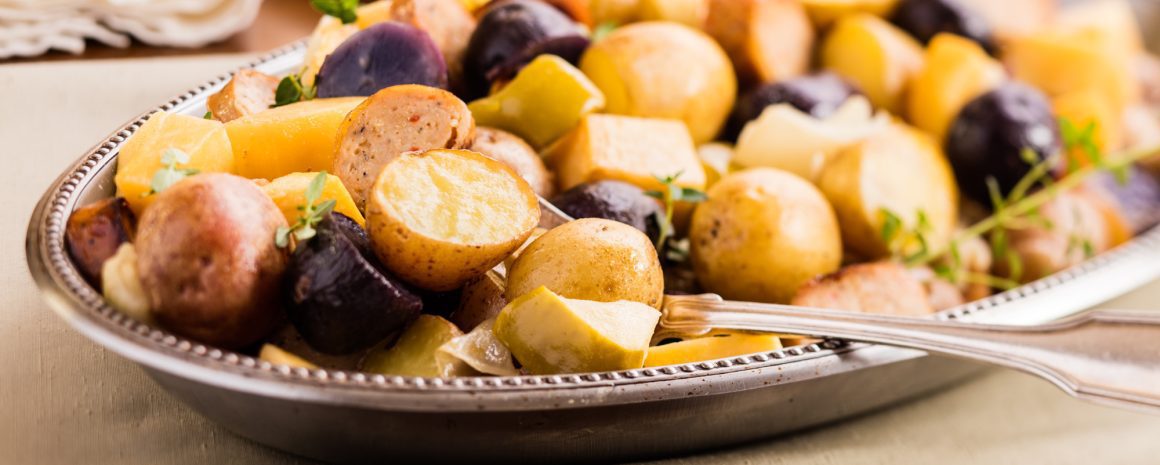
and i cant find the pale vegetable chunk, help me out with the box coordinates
[115,112,234,215]
[817,124,958,260]
[436,318,519,376]
[580,22,736,144]
[506,218,665,309]
[225,97,364,181]
[644,334,782,367]
[206,69,279,123]
[258,344,319,369]
[494,286,660,375]
[705,0,815,86]
[1004,29,1138,114]
[791,261,934,316]
[906,33,1006,144]
[101,243,151,324]
[366,149,539,291]
[547,114,706,193]
[820,13,924,114]
[363,315,469,377]
[690,168,842,304]
[734,96,888,181]
[261,172,365,226]
[333,85,474,210]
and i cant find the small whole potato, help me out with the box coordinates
[136,173,289,349]
[506,218,665,308]
[690,168,842,304]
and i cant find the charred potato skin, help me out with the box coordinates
[136,174,289,349]
[65,197,137,287]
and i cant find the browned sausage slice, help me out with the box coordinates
[790,261,934,316]
[206,69,280,123]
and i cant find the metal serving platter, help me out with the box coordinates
[25,39,1160,463]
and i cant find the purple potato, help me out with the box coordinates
[891,0,997,55]
[550,180,662,244]
[946,82,1061,204]
[316,22,448,98]
[463,0,587,99]
[724,72,860,142]
[285,212,423,354]
[1091,167,1160,234]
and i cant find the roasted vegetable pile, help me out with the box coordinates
[69,0,1160,376]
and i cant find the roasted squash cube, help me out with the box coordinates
[225,97,364,180]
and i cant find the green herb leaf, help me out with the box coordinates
[310,0,359,24]
[147,148,196,195]
[305,171,327,204]
[593,22,618,42]
[275,226,292,249]
[878,208,902,244]
[273,74,315,108]
[645,171,707,262]
[275,172,336,249]
[204,110,214,120]
[678,187,708,203]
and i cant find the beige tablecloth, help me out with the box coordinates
[3,55,1160,465]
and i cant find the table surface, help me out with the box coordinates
[4,54,1160,465]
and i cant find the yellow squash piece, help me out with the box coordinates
[1004,28,1138,114]
[259,344,318,369]
[820,13,924,115]
[363,315,468,377]
[547,114,706,193]
[114,111,235,215]
[639,0,707,27]
[260,172,365,226]
[468,55,605,149]
[800,0,899,28]
[225,97,364,180]
[1053,89,1123,166]
[494,286,660,375]
[644,334,782,367]
[906,33,1005,144]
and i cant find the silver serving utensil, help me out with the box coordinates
[540,198,1160,414]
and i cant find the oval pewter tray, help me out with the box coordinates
[25,40,1160,463]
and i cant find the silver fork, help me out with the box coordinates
[538,198,1160,414]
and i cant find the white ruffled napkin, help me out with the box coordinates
[0,0,263,59]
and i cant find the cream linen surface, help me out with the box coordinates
[3,55,1160,465]
[0,0,262,58]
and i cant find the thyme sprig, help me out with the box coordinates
[275,172,337,248]
[272,73,316,108]
[147,148,199,195]
[646,171,707,262]
[310,0,359,24]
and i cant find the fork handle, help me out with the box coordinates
[660,295,1160,413]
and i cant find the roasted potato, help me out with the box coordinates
[334,85,475,210]
[470,127,555,197]
[705,0,815,86]
[66,197,136,287]
[820,13,924,115]
[226,97,364,180]
[366,149,540,291]
[135,173,288,349]
[390,0,477,93]
[506,218,665,308]
[690,168,842,304]
[449,271,507,332]
[791,261,934,316]
[206,69,279,123]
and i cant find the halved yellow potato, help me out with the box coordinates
[494,286,661,375]
[506,218,665,309]
[260,172,365,226]
[817,124,958,259]
[644,334,782,367]
[225,97,364,181]
[366,149,540,291]
[114,111,235,215]
[906,33,1006,143]
[820,13,924,114]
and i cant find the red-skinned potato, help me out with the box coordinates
[136,173,289,349]
[65,197,136,287]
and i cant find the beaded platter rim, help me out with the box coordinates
[25,40,1160,409]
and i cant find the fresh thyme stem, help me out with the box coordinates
[911,143,1160,266]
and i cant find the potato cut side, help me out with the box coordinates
[334,85,475,211]
[644,334,781,367]
[820,13,924,115]
[300,17,360,87]
[706,0,814,86]
[548,114,706,193]
[115,111,235,215]
[363,315,467,377]
[261,172,365,226]
[226,97,364,181]
[367,149,539,291]
[494,286,660,375]
[206,69,279,123]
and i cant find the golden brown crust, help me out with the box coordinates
[206,69,279,123]
[334,85,475,211]
[470,127,555,197]
[705,0,813,86]
[791,261,934,316]
[65,197,136,287]
[135,173,288,349]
